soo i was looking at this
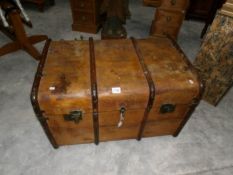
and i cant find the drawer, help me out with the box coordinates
[143,119,182,137]
[73,0,93,10]
[155,9,185,26]
[73,11,95,24]
[143,0,161,7]
[160,0,189,10]
[150,21,181,39]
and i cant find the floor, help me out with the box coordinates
[0,0,233,175]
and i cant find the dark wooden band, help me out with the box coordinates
[30,39,59,149]
[167,35,204,137]
[131,37,156,140]
[173,75,204,137]
[89,37,99,145]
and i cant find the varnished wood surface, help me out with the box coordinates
[138,37,200,106]
[148,0,189,40]
[94,39,149,112]
[150,20,180,39]
[160,0,189,11]
[37,36,200,146]
[143,119,182,137]
[143,0,161,7]
[39,41,92,114]
[69,0,102,33]
[154,9,185,26]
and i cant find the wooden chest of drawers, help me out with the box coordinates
[143,0,161,7]
[21,0,55,12]
[160,0,188,10]
[146,0,189,40]
[155,9,185,25]
[69,0,102,33]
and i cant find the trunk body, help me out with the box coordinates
[32,36,202,147]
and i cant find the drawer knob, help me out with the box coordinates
[81,16,86,21]
[64,110,83,124]
[80,2,84,7]
[171,0,176,5]
[160,104,176,114]
[166,16,172,22]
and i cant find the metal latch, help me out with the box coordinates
[171,0,176,5]
[64,110,83,124]
[160,104,176,114]
[117,107,126,128]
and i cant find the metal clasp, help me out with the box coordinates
[160,104,176,114]
[166,16,172,22]
[64,110,83,124]
[171,0,176,5]
[117,107,126,128]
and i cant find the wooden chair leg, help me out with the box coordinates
[22,42,41,60]
[0,42,21,57]
[8,11,43,60]
[28,35,48,44]
[0,25,16,41]
[38,2,45,12]
[50,0,55,6]
[0,9,48,60]
[201,23,209,38]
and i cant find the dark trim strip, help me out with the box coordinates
[167,35,205,137]
[131,37,156,141]
[89,37,99,145]
[30,39,59,149]
[173,79,204,137]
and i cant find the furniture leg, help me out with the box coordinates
[50,0,55,6]
[28,35,48,44]
[201,23,209,38]
[22,41,41,60]
[0,42,21,57]
[0,25,16,40]
[38,2,44,12]
[8,10,42,60]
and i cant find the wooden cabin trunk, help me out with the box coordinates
[31,36,203,148]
